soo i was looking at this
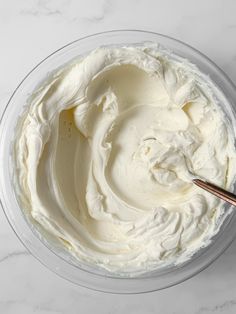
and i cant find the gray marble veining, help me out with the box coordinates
[0,251,29,264]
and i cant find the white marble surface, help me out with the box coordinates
[1,0,236,313]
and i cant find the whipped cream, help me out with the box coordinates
[13,45,236,273]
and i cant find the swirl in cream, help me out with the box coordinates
[13,46,236,273]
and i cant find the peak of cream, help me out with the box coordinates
[13,46,236,274]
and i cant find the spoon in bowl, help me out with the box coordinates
[193,179,236,206]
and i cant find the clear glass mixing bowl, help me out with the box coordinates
[1,30,236,294]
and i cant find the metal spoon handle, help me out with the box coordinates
[193,179,236,207]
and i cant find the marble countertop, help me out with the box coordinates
[1,0,236,313]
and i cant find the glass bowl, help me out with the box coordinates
[1,30,236,294]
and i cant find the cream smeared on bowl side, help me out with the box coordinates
[13,45,236,273]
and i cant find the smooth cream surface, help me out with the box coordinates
[14,46,236,273]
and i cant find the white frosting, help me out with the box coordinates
[13,46,236,273]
